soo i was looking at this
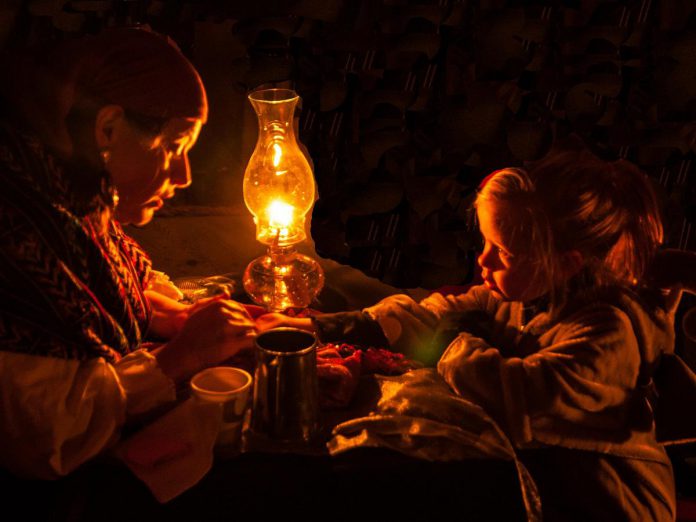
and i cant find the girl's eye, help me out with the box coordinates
[497,247,512,260]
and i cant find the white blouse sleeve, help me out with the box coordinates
[0,349,175,479]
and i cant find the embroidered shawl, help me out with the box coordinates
[0,123,151,362]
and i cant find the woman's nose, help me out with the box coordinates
[169,154,192,188]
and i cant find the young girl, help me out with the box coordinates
[259,149,677,521]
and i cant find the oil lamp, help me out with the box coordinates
[242,88,324,311]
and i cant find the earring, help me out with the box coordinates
[100,148,111,166]
[97,149,117,210]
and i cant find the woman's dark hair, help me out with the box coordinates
[2,27,206,217]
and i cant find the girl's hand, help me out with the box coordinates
[255,313,314,333]
[154,298,257,382]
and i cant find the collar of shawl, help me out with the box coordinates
[0,122,151,362]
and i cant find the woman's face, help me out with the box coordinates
[476,198,549,303]
[106,116,203,225]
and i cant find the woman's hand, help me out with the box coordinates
[146,290,242,340]
[255,313,314,333]
[145,270,184,301]
[145,290,189,339]
[154,297,257,382]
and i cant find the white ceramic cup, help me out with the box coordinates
[190,367,253,452]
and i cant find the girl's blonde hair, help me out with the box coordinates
[476,149,663,314]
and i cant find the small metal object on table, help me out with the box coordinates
[174,274,244,303]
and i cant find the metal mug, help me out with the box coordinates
[251,327,318,443]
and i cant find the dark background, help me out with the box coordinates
[1,0,694,289]
[1,1,694,511]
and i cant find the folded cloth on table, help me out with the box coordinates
[115,398,221,503]
[329,369,542,521]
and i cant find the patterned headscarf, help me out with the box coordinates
[1,26,207,156]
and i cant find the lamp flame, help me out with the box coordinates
[268,200,294,229]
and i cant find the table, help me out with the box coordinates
[0,274,529,521]
[1,449,527,522]
[1,368,529,521]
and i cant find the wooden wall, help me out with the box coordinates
[2,0,694,289]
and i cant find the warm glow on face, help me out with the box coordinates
[268,200,294,229]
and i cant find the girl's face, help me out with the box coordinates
[107,116,203,226]
[476,198,549,303]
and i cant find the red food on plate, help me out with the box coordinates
[316,343,419,408]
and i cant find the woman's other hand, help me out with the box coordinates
[146,270,184,301]
[146,290,238,340]
[145,289,189,339]
[154,297,257,382]
[255,313,314,333]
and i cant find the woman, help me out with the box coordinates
[0,27,255,478]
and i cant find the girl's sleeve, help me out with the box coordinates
[437,304,642,445]
[312,285,491,363]
[0,349,175,479]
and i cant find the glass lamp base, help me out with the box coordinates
[243,246,325,312]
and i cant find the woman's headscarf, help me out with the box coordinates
[1,26,208,157]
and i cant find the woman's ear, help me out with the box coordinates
[94,105,125,148]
